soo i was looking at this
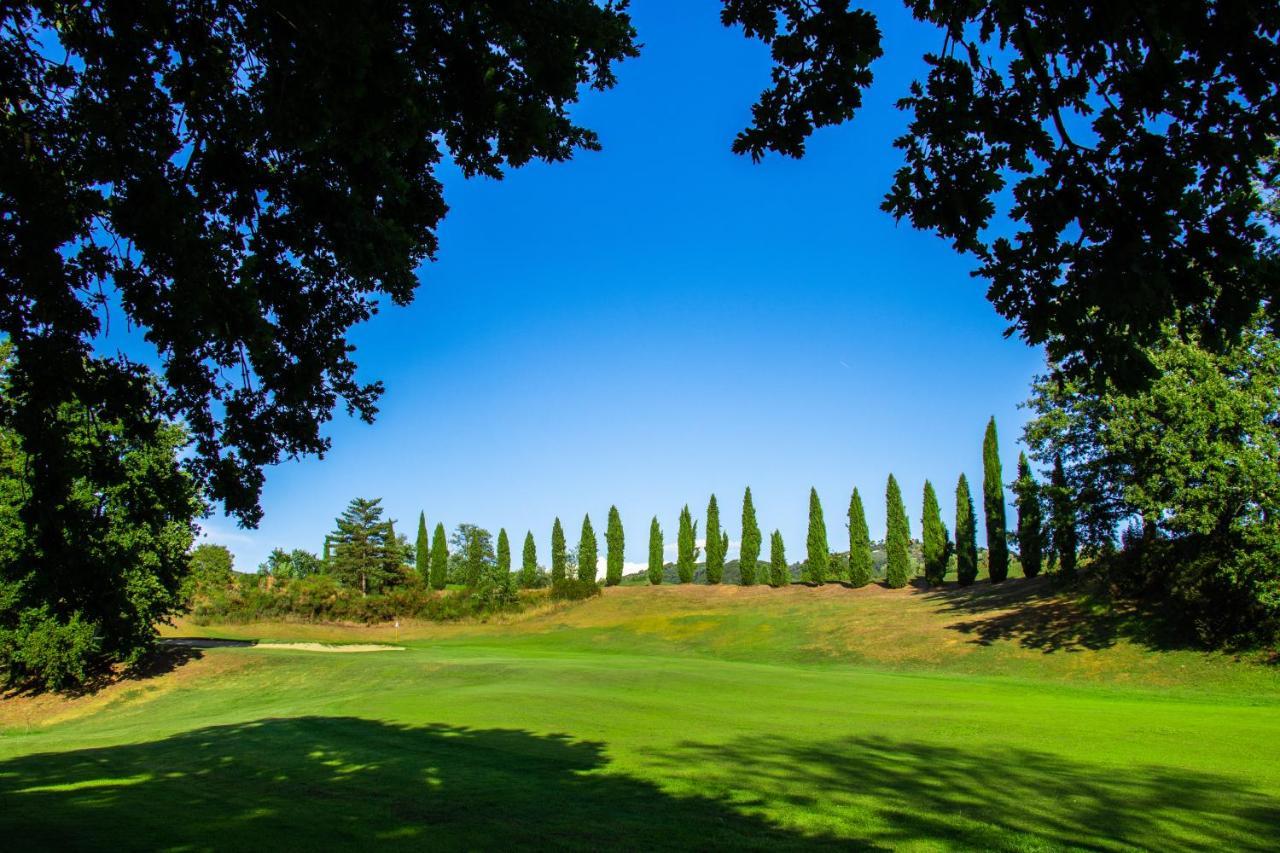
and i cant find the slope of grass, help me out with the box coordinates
[2,577,1278,851]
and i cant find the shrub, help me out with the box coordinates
[3,608,101,692]
[549,578,602,602]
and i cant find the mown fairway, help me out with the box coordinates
[3,579,1278,851]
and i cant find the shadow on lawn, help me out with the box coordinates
[0,717,845,851]
[1,645,206,700]
[922,575,1186,654]
[649,734,1280,851]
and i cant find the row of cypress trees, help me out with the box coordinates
[410,417,1078,591]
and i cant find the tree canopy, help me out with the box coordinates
[725,0,1280,386]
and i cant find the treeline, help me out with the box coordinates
[196,418,1072,627]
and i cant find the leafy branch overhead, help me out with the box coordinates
[726,0,1280,386]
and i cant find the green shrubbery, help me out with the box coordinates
[549,578,602,602]
[192,574,527,625]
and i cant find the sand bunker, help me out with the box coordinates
[255,642,404,653]
[163,638,403,653]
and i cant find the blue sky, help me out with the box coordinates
[198,1,1045,574]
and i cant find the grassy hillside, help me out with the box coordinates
[3,577,1278,850]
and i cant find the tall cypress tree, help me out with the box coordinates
[415,512,430,580]
[885,475,911,588]
[1051,453,1078,578]
[551,517,567,584]
[647,516,664,585]
[1015,453,1044,578]
[955,474,978,587]
[521,531,538,588]
[805,487,829,584]
[605,505,624,586]
[577,514,597,583]
[677,505,698,583]
[847,487,873,587]
[705,494,724,584]
[921,480,948,586]
[769,530,788,587]
[497,528,511,580]
[983,416,1010,583]
[323,536,331,565]
[429,522,448,590]
[739,486,760,586]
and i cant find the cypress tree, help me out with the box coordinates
[497,528,511,580]
[885,474,911,588]
[605,505,624,586]
[464,525,486,587]
[677,505,698,583]
[769,530,788,587]
[921,480,948,587]
[578,514,597,583]
[739,487,760,586]
[1015,453,1044,578]
[705,494,724,584]
[415,512,430,579]
[647,516,664,585]
[847,487,873,587]
[429,522,448,590]
[983,416,1010,583]
[805,487,829,584]
[1051,453,1078,577]
[551,517,567,584]
[955,474,978,587]
[521,531,538,588]
[323,536,331,565]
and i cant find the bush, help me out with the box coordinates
[2,608,101,692]
[192,574,527,625]
[549,578,601,602]
[1109,529,1280,647]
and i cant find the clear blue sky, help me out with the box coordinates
[197,1,1045,574]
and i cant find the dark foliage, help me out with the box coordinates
[726,1,1280,387]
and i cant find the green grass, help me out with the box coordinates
[2,578,1278,850]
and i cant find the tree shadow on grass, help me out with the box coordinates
[1,645,206,700]
[648,734,1280,852]
[921,575,1187,654]
[0,717,848,852]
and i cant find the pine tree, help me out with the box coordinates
[605,505,624,586]
[323,536,331,565]
[1051,453,1078,578]
[805,487,829,584]
[415,512,430,579]
[739,487,760,586]
[497,528,511,581]
[847,487,873,587]
[677,505,699,583]
[647,516,664,585]
[1015,453,1044,578]
[983,416,1010,583]
[769,529,789,587]
[921,480,948,586]
[577,514,597,583]
[955,474,978,586]
[329,497,402,596]
[884,475,911,588]
[521,531,538,588]
[705,494,724,584]
[429,523,448,590]
[551,517,567,584]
